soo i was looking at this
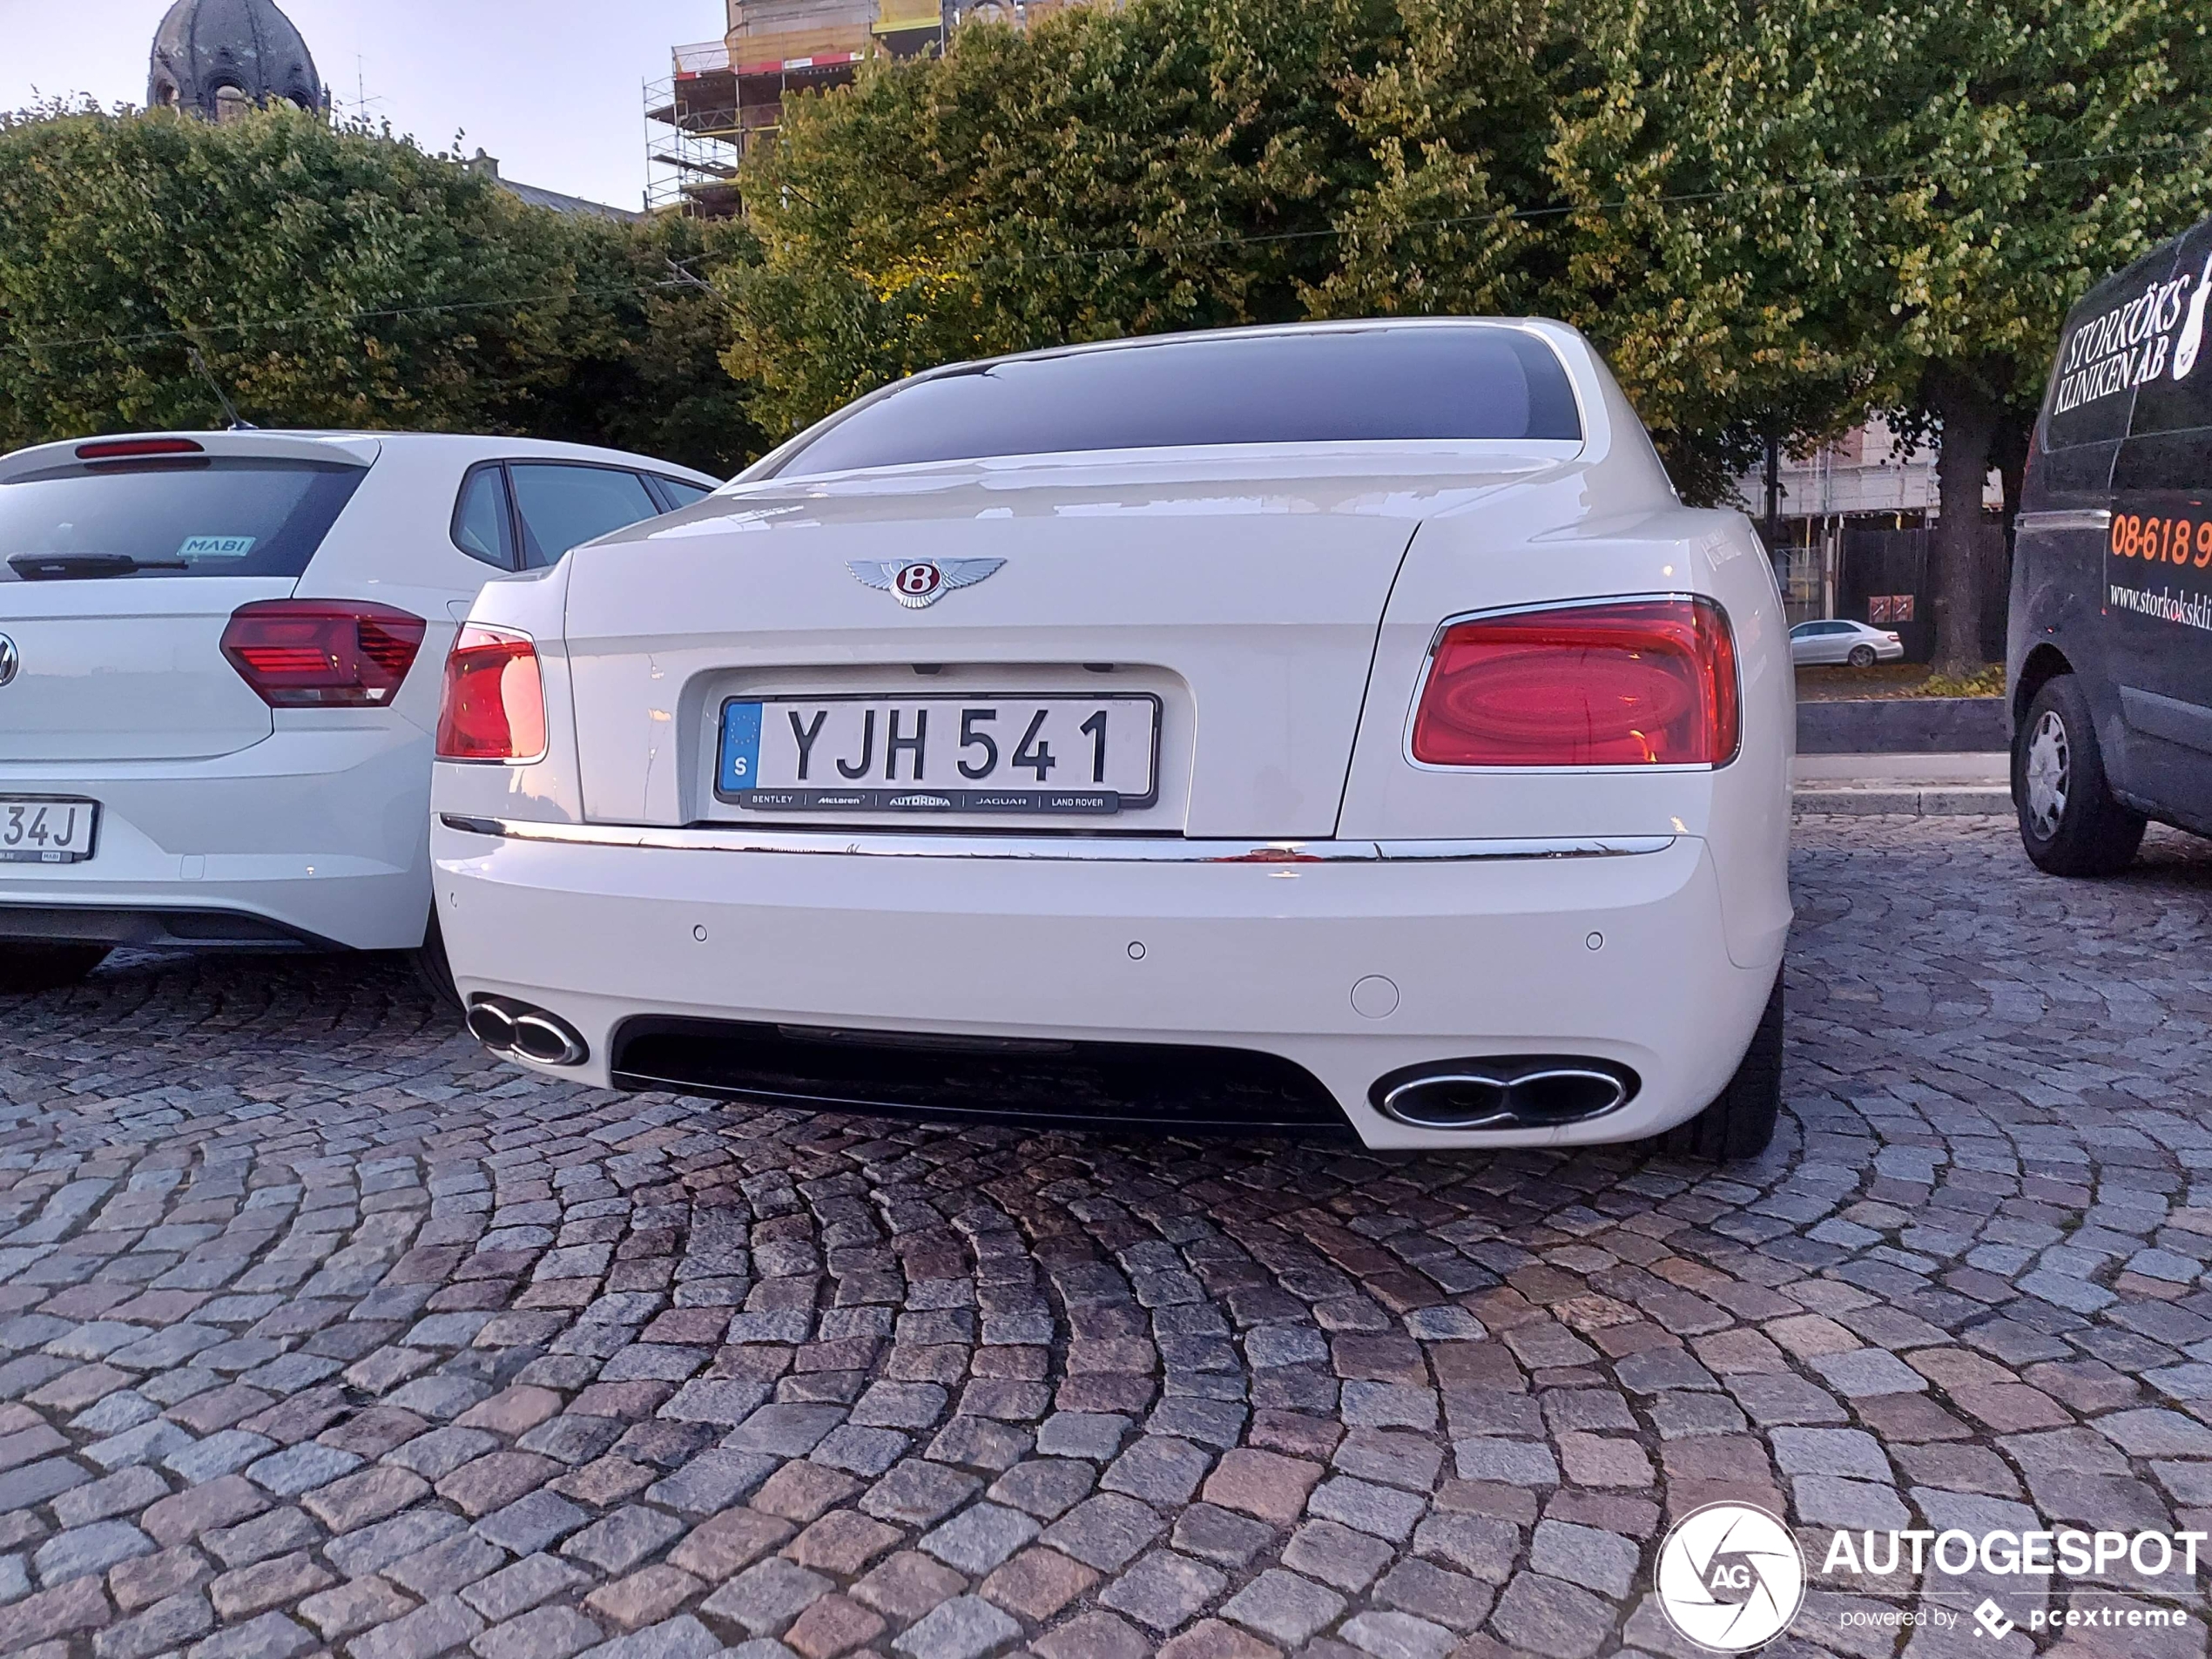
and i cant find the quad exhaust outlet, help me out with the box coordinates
[468,996,590,1068]
[1372,1056,1638,1130]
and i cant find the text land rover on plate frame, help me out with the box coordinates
[431,320,1795,1157]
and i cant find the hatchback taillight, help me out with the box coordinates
[221,600,427,708]
[1411,598,1740,767]
[436,625,547,762]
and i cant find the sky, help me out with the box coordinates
[0,0,729,212]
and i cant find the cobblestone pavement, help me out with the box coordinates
[6,816,2212,1659]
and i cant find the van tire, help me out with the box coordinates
[414,909,462,1012]
[1656,973,1783,1161]
[0,944,111,994]
[1847,644,1876,667]
[2015,676,2144,877]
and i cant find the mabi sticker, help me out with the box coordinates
[179,536,256,560]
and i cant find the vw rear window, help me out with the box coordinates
[0,457,366,583]
[772,327,1582,476]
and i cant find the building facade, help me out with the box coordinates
[148,0,637,219]
[148,0,327,124]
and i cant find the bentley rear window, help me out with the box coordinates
[772,327,1582,476]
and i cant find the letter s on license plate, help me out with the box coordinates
[718,694,1160,814]
[0,799,98,863]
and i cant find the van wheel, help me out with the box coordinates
[2015,676,2144,876]
[1655,973,1783,1161]
[1847,644,1876,667]
[414,909,462,1012]
[0,944,111,994]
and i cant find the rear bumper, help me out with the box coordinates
[432,818,1784,1150]
[0,727,434,953]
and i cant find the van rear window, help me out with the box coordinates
[2128,231,2212,438]
[0,457,366,583]
[771,327,1583,477]
[2042,246,2187,450]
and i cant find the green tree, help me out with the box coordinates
[0,103,754,472]
[719,0,1558,447]
[1531,0,1881,505]
[1838,0,2212,672]
[536,210,766,475]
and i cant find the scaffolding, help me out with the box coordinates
[646,3,945,217]
[645,41,746,217]
[646,0,1075,216]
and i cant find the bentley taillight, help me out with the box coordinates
[1412,598,1739,768]
[221,600,426,708]
[436,625,547,762]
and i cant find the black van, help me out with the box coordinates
[2010,213,2212,873]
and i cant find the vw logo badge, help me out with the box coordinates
[0,634,17,688]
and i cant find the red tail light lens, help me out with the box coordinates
[437,625,547,762]
[1412,598,1739,767]
[220,600,427,707]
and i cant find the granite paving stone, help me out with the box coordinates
[3,818,2207,1657]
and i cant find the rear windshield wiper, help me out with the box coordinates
[6,552,188,580]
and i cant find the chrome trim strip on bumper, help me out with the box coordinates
[438,814,1676,865]
[2016,509,2113,534]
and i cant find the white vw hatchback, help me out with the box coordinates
[0,430,716,991]
[432,321,1794,1156]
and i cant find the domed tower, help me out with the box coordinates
[148,0,327,123]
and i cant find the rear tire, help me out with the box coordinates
[0,943,111,994]
[1847,644,1876,667]
[414,909,462,1012]
[2014,675,2144,877]
[1656,973,1783,1161]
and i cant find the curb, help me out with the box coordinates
[1792,786,2013,817]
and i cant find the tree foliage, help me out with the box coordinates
[719,0,1557,447]
[724,0,2212,550]
[1555,0,2212,663]
[1843,0,2212,670]
[0,105,759,474]
[717,0,1875,496]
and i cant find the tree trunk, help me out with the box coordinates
[1927,366,2002,677]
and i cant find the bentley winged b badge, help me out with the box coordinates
[847,558,1006,610]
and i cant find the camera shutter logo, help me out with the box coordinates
[1656,1501,1805,1652]
[0,634,17,689]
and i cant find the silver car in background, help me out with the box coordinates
[1790,618,1905,667]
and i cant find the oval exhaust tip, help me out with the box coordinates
[1372,1056,1638,1131]
[511,1012,590,1069]
[1379,1075,1518,1130]
[1505,1068,1629,1124]
[466,1001,518,1051]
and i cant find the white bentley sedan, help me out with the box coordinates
[431,320,1794,1157]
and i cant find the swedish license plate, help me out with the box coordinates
[0,799,98,864]
[719,694,1161,814]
